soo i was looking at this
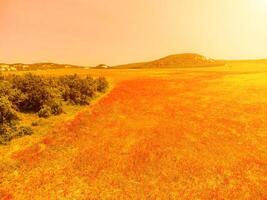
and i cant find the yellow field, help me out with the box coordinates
[1,61,267,199]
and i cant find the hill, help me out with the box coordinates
[0,62,84,71]
[94,64,111,69]
[114,53,224,69]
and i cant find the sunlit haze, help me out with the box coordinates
[1,0,267,66]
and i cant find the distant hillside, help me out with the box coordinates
[94,64,111,69]
[221,59,267,63]
[113,62,148,69]
[0,62,84,71]
[114,53,224,69]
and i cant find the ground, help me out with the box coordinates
[1,62,267,199]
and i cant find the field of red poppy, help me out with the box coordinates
[1,65,267,199]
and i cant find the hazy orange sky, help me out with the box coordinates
[1,0,267,66]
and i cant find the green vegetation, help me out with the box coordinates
[0,73,109,144]
[60,74,97,105]
[0,97,19,144]
[95,77,109,93]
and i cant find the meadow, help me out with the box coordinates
[0,61,267,199]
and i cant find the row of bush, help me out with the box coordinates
[0,73,109,144]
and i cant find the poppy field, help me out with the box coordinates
[1,65,267,199]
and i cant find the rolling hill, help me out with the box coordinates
[114,53,225,69]
[0,62,84,71]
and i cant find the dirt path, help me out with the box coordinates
[1,72,267,199]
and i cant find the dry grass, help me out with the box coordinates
[1,62,267,199]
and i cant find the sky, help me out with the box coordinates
[1,0,267,66]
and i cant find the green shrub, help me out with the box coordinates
[49,99,63,115]
[31,119,42,126]
[95,77,109,93]
[0,80,27,111]
[60,74,97,105]
[38,105,52,118]
[11,73,58,112]
[0,73,109,143]
[0,80,12,96]
[8,89,27,111]
[0,124,15,144]
[0,97,19,144]
[16,126,33,137]
[0,97,18,124]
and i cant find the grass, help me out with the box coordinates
[18,102,85,135]
[0,104,83,165]
[1,61,267,199]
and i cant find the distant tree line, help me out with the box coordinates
[0,73,109,144]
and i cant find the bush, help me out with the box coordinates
[0,73,109,143]
[11,73,58,112]
[48,99,63,115]
[0,80,12,96]
[0,124,16,144]
[31,119,42,126]
[9,89,27,111]
[38,105,52,118]
[0,97,19,144]
[16,126,33,137]
[0,97,18,124]
[60,74,97,105]
[0,80,27,111]
[95,77,109,93]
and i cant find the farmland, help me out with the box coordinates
[0,61,267,199]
